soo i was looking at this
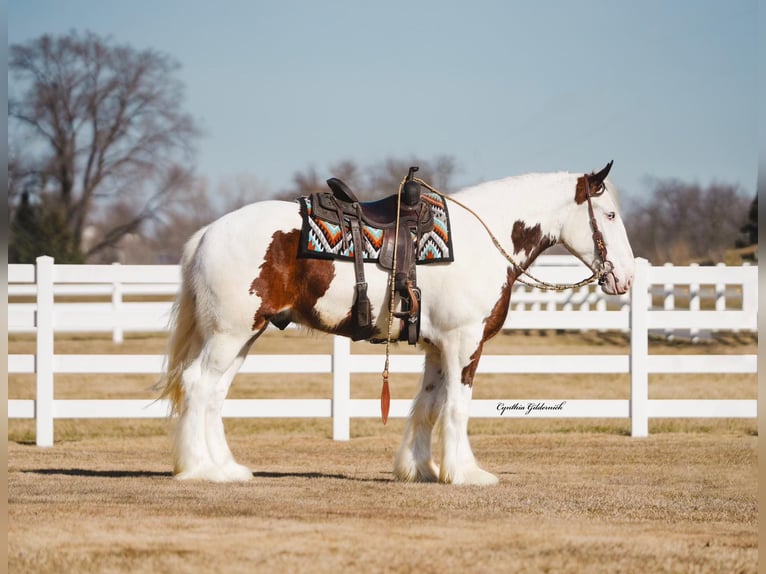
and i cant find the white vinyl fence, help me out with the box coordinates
[7,255,757,446]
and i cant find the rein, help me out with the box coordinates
[413,176,613,291]
[379,177,409,424]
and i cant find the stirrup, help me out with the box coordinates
[393,280,419,319]
[394,283,421,345]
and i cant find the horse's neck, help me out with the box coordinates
[455,172,575,268]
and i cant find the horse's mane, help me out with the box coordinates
[454,171,623,213]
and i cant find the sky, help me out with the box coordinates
[7,0,759,201]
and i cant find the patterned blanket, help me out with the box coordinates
[298,191,453,264]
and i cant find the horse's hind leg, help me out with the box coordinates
[203,332,263,480]
[174,331,256,482]
[394,345,444,482]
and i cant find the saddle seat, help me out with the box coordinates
[323,177,432,230]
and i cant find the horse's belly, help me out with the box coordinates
[310,261,400,336]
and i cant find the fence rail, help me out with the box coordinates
[7,256,757,445]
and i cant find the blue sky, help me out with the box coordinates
[8,0,758,200]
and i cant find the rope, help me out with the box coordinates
[413,177,601,292]
[380,176,409,424]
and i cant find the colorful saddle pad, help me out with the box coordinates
[298,191,453,264]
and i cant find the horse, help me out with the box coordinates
[157,161,634,485]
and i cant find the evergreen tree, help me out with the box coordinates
[9,192,83,263]
[735,194,757,249]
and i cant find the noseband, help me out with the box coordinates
[582,177,614,286]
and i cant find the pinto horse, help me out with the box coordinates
[158,162,634,484]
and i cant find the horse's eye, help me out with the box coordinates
[606,212,616,221]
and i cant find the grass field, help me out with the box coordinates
[7,329,758,573]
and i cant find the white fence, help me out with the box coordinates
[7,255,758,446]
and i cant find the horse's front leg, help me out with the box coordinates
[394,346,444,482]
[437,339,499,486]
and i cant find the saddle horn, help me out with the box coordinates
[402,166,421,206]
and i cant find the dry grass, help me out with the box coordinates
[7,330,758,573]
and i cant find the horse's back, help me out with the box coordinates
[201,200,300,248]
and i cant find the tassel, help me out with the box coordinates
[381,370,391,425]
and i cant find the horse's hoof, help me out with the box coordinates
[219,462,254,482]
[462,467,500,486]
[173,466,219,481]
[393,455,439,483]
[173,463,252,483]
[440,466,500,486]
[394,464,439,483]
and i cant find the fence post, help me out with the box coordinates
[630,257,650,438]
[663,262,674,340]
[112,261,124,343]
[689,262,700,342]
[112,262,124,344]
[741,262,755,332]
[35,255,55,447]
[714,262,726,312]
[332,335,351,441]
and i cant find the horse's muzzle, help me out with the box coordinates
[596,260,614,287]
[596,260,634,295]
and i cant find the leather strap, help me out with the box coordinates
[585,174,612,285]
[348,208,371,334]
[583,177,608,267]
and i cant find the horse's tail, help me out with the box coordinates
[156,226,208,416]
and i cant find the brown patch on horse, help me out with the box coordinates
[512,221,543,256]
[249,229,337,331]
[511,221,557,259]
[461,269,515,386]
[461,345,483,386]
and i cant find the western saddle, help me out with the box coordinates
[308,167,434,344]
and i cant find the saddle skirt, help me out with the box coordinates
[298,190,454,265]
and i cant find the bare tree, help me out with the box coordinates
[280,165,325,199]
[8,31,199,261]
[624,180,751,264]
[283,155,458,202]
[123,174,272,264]
[115,176,215,264]
[366,155,457,199]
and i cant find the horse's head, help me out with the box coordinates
[560,161,634,295]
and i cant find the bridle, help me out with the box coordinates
[581,175,615,287]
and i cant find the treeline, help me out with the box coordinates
[622,181,755,265]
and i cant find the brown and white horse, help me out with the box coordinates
[158,162,634,484]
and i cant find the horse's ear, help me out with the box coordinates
[575,160,613,204]
[588,160,613,188]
